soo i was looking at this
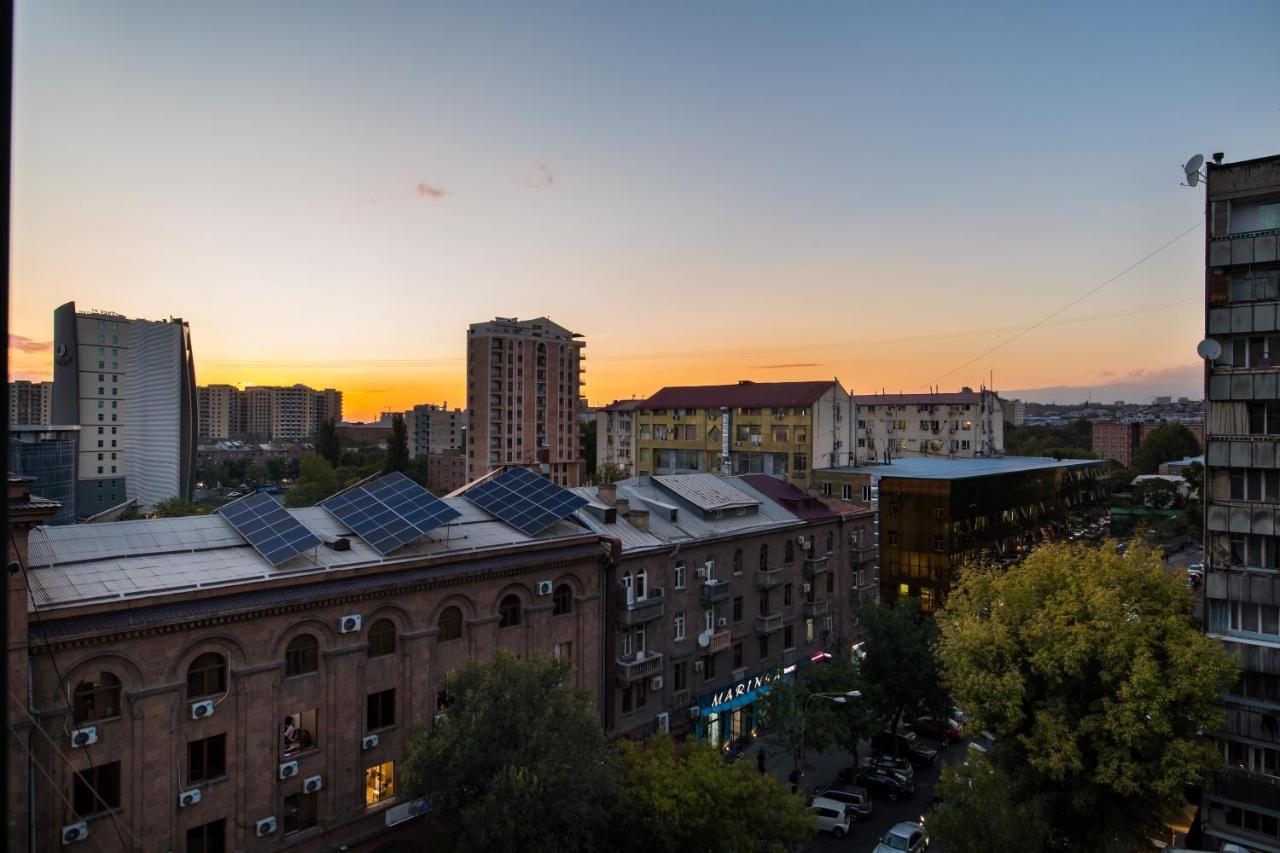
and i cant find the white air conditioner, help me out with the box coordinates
[656,711,670,733]
[433,711,448,725]
[255,817,277,837]
[689,704,701,719]
[70,726,97,748]
[303,774,323,794]
[717,617,727,628]
[650,675,664,690]
[795,536,808,546]
[362,734,380,751]
[695,565,707,579]
[178,787,202,808]
[191,699,215,720]
[535,580,554,596]
[692,659,704,672]
[278,760,299,780]
[61,821,88,845]
[340,614,362,633]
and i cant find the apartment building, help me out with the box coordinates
[7,426,79,525]
[466,317,586,486]
[1200,152,1280,853]
[851,388,1003,464]
[405,403,465,458]
[595,399,643,478]
[242,385,343,440]
[1092,419,1205,467]
[51,302,197,517]
[196,384,247,441]
[631,381,853,489]
[9,379,53,425]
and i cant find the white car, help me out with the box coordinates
[810,796,852,838]
[874,821,927,852]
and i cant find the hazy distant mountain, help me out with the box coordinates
[1004,363,1202,405]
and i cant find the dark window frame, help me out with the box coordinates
[366,620,396,658]
[186,653,227,699]
[72,672,122,723]
[188,733,228,784]
[438,606,463,641]
[367,688,396,731]
[285,635,319,677]
[498,595,522,628]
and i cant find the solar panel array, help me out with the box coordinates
[219,492,322,566]
[463,466,588,536]
[321,471,461,555]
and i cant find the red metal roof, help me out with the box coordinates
[851,391,984,406]
[645,381,837,409]
[739,474,840,521]
[600,399,647,411]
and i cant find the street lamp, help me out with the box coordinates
[794,690,863,787]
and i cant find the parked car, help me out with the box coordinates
[871,730,939,767]
[856,752,914,782]
[910,715,964,744]
[812,785,873,819]
[854,766,914,802]
[809,798,852,838]
[873,821,928,853]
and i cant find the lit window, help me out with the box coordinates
[365,760,395,807]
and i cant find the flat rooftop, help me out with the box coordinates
[820,455,1105,481]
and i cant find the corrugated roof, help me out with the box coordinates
[820,455,1105,481]
[652,474,760,512]
[851,392,983,406]
[645,381,837,409]
[739,474,840,521]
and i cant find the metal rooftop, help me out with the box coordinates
[820,455,1105,481]
[652,474,761,513]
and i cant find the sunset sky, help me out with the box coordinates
[10,1,1280,420]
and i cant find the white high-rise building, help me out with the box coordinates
[8,380,53,425]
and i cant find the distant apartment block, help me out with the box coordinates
[851,388,1003,464]
[406,403,465,458]
[1091,419,1205,467]
[596,399,643,478]
[196,384,342,440]
[631,380,853,489]
[196,383,246,440]
[51,302,197,517]
[1003,398,1026,427]
[8,380,53,425]
[466,316,585,486]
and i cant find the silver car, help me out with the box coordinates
[873,821,927,853]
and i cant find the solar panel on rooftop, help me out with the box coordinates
[463,467,588,536]
[218,492,322,566]
[321,472,461,555]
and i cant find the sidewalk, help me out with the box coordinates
[739,736,864,795]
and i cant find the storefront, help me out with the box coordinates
[694,653,828,750]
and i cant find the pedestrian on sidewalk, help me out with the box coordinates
[756,751,766,774]
[788,767,800,794]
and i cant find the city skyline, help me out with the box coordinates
[10,2,1280,420]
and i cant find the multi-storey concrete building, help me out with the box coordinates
[7,425,79,525]
[9,379,53,425]
[51,303,197,517]
[631,381,853,489]
[466,317,585,486]
[1200,152,1280,852]
[595,399,643,478]
[242,385,343,440]
[315,388,343,431]
[851,388,1003,464]
[196,384,247,441]
[1092,419,1205,468]
[405,403,465,458]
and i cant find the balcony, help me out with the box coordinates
[803,598,830,619]
[1210,768,1280,812]
[616,650,664,683]
[706,629,731,654]
[755,613,784,635]
[755,567,784,589]
[802,555,830,579]
[616,586,665,626]
[701,579,731,606]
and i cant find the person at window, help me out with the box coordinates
[282,716,300,754]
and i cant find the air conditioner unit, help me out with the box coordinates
[255,817,277,837]
[191,699,215,720]
[535,580,554,596]
[178,788,202,808]
[650,675,664,690]
[689,704,701,719]
[795,536,808,546]
[656,711,670,733]
[433,711,448,725]
[340,614,362,633]
[61,821,88,845]
[303,774,323,794]
[803,583,812,593]
[278,760,299,780]
[692,660,704,673]
[695,565,708,579]
[362,734,380,751]
[70,726,97,748]
[717,617,727,628]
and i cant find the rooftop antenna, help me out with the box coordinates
[1182,154,1205,188]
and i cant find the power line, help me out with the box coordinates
[5,718,111,853]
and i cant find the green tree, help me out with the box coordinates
[755,653,872,774]
[1132,477,1178,509]
[151,496,204,518]
[924,753,1051,853]
[1133,423,1201,474]
[402,652,617,853]
[581,418,597,477]
[406,454,431,488]
[856,601,948,741]
[613,734,813,853]
[385,414,409,473]
[283,454,340,507]
[1183,460,1204,538]
[196,459,228,488]
[314,417,341,466]
[594,462,626,485]
[264,455,287,483]
[936,541,1236,851]
[1004,419,1095,460]
[246,461,269,485]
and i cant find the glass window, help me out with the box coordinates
[673,611,686,641]
[553,584,573,615]
[367,688,396,731]
[186,818,225,853]
[72,672,121,723]
[285,635,319,676]
[188,733,227,783]
[438,606,463,641]
[365,760,395,807]
[283,791,317,834]
[73,761,121,815]
[498,595,522,628]
[281,709,317,755]
[673,563,686,589]
[366,619,396,658]
[186,653,226,698]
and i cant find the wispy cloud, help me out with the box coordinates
[415,182,447,200]
[752,362,821,369]
[9,334,52,354]
[524,164,555,190]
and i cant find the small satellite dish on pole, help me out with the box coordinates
[1184,154,1205,187]
[1197,338,1222,361]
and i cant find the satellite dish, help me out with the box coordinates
[697,630,711,649]
[1184,154,1204,187]
[1197,338,1222,361]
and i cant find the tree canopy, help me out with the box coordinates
[385,413,410,473]
[1133,423,1201,474]
[1004,419,1094,460]
[283,453,340,507]
[936,541,1235,850]
[755,653,874,773]
[314,417,341,466]
[151,496,204,518]
[924,752,1051,853]
[855,601,948,738]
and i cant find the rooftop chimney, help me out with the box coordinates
[628,509,651,533]
[598,482,617,504]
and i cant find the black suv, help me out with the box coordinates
[871,730,939,768]
[851,765,914,801]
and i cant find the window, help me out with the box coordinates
[367,619,396,658]
[438,606,463,641]
[784,583,793,607]
[842,484,852,501]
[861,485,872,502]
[72,672,121,723]
[365,761,395,807]
[282,709,318,754]
[822,482,832,496]
[733,642,744,669]
[73,761,120,815]
[888,531,899,546]
[553,640,572,662]
[933,535,945,552]
[732,549,743,575]
[673,660,687,692]
[188,733,227,783]
[806,618,815,642]
[703,654,716,679]
[784,624,794,649]
[285,635,319,676]
[826,572,835,593]
[284,791,318,835]
[498,595,522,628]
[759,544,769,570]
[367,689,396,731]
[673,610,686,641]
[674,562,686,589]
[186,652,226,698]
[186,818,225,853]
[553,584,573,615]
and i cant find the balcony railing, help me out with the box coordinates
[616,651,664,683]
[1210,768,1280,812]
[701,579,731,606]
[755,613,784,634]
[755,567,784,589]
[803,598,830,618]
[706,629,731,654]
[616,586,665,626]
[802,555,830,579]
